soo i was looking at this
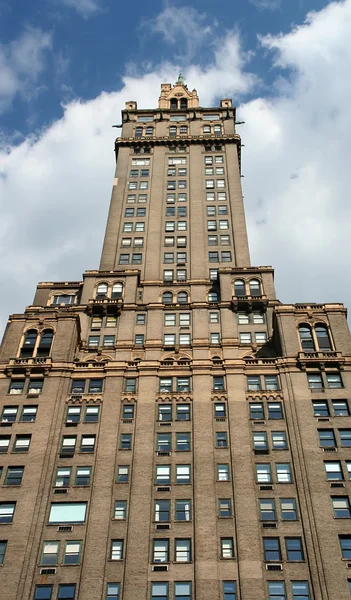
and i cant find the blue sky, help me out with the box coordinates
[0,0,351,335]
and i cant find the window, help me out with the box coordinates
[218,498,232,517]
[175,583,191,600]
[216,432,228,448]
[20,329,38,357]
[209,269,218,281]
[253,432,268,451]
[340,429,351,447]
[52,295,75,305]
[175,539,191,562]
[291,582,310,600]
[324,461,343,480]
[155,500,170,522]
[259,499,276,521]
[206,180,215,189]
[28,379,43,394]
[89,379,103,393]
[332,400,349,416]
[280,498,297,520]
[0,502,15,523]
[132,253,142,264]
[215,404,226,418]
[276,463,292,483]
[120,434,132,450]
[332,496,351,517]
[255,332,267,344]
[84,406,99,423]
[34,586,53,600]
[247,376,261,391]
[265,375,279,391]
[213,376,225,391]
[307,373,323,389]
[151,583,168,600]
[340,535,351,559]
[176,433,190,451]
[176,464,191,484]
[179,313,190,326]
[159,376,173,393]
[48,502,87,524]
[164,334,176,346]
[298,325,315,351]
[60,436,76,456]
[315,325,332,350]
[177,377,190,392]
[5,466,24,486]
[41,541,60,565]
[175,499,191,521]
[117,466,129,483]
[327,373,343,388]
[253,312,265,324]
[220,235,230,245]
[210,333,220,344]
[106,583,120,600]
[125,378,136,392]
[111,539,124,560]
[114,501,127,520]
[157,433,171,452]
[176,405,190,421]
[223,582,236,600]
[240,333,252,344]
[268,583,286,600]
[234,280,245,297]
[272,432,288,450]
[153,539,169,562]
[285,537,304,561]
[209,252,219,263]
[0,540,7,565]
[156,465,170,485]
[135,334,145,345]
[250,403,264,420]
[1,406,18,423]
[312,400,329,417]
[71,379,85,394]
[209,311,219,323]
[318,429,336,447]
[217,464,229,481]
[13,434,31,452]
[177,291,188,303]
[263,537,281,561]
[346,462,351,480]
[9,380,24,394]
[91,314,103,327]
[66,406,81,424]
[162,292,173,304]
[103,335,116,346]
[75,467,91,486]
[63,541,81,564]
[57,585,76,600]
[179,334,191,346]
[256,464,272,483]
[158,404,172,421]
[268,403,283,420]
[55,467,71,488]
[0,436,10,453]
[221,537,234,558]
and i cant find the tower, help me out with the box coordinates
[0,78,351,600]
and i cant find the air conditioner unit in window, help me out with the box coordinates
[40,568,56,575]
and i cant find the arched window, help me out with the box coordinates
[111,283,123,299]
[234,280,245,297]
[145,127,153,136]
[249,279,261,297]
[162,292,173,304]
[180,98,188,110]
[170,98,178,110]
[135,127,143,138]
[298,325,315,351]
[315,324,332,351]
[20,330,38,357]
[177,291,188,304]
[208,291,218,302]
[169,126,177,138]
[37,329,54,357]
[96,283,108,298]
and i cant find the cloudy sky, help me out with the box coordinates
[0,0,350,337]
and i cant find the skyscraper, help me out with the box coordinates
[1,77,351,600]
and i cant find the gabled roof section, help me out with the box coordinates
[158,75,199,109]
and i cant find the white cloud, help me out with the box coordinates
[1,0,351,338]
[0,27,52,113]
[249,0,281,9]
[61,0,103,18]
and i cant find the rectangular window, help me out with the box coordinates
[318,429,336,447]
[247,376,261,391]
[263,537,281,561]
[13,434,31,452]
[106,583,120,600]
[340,429,351,447]
[63,541,81,565]
[217,464,229,481]
[221,537,234,558]
[66,406,81,424]
[5,466,24,486]
[271,431,288,450]
[80,435,95,453]
[280,498,298,520]
[41,541,60,565]
[132,253,142,264]
[307,373,323,388]
[157,433,171,452]
[156,465,171,485]
[176,464,191,484]
[34,586,53,600]
[238,312,250,324]
[213,376,225,390]
[1,406,18,423]
[268,403,283,420]
[151,583,168,600]
[327,373,343,388]
[217,180,225,188]
[209,311,220,323]
[215,404,226,418]
[216,432,228,448]
[158,405,172,421]
[291,582,310,600]
[164,313,176,326]
[332,496,351,518]
[114,500,127,520]
[20,405,38,422]
[89,379,103,393]
[175,583,191,600]
[223,582,236,600]
[324,461,343,480]
[28,379,43,394]
[155,500,170,522]
[120,434,132,450]
[312,400,329,416]
[117,466,129,483]
[176,404,190,421]
[0,436,10,453]
[253,432,268,451]
[256,464,272,483]
[286,537,304,561]
[135,222,145,232]
[268,582,286,600]
[276,463,292,483]
[340,535,351,559]
[179,334,191,345]
[176,433,190,451]
[179,313,190,326]
[259,498,276,521]
[153,539,169,562]
[84,406,99,423]
[175,539,191,562]
[240,332,252,344]
[106,316,117,328]
[250,403,264,420]
[332,400,349,416]
[175,499,191,521]
[9,380,25,395]
[55,467,71,488]
[219,498,232,517]
[75,467,91,486]
[164,334,176,346]
[0,541,7,565]
[111,539,124,560]
[210,333,220,344]
[164,252,174,262]
[134,334,145,345]
[125,378,136,392]
[255,332,267,344]
[48,502,87,524]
